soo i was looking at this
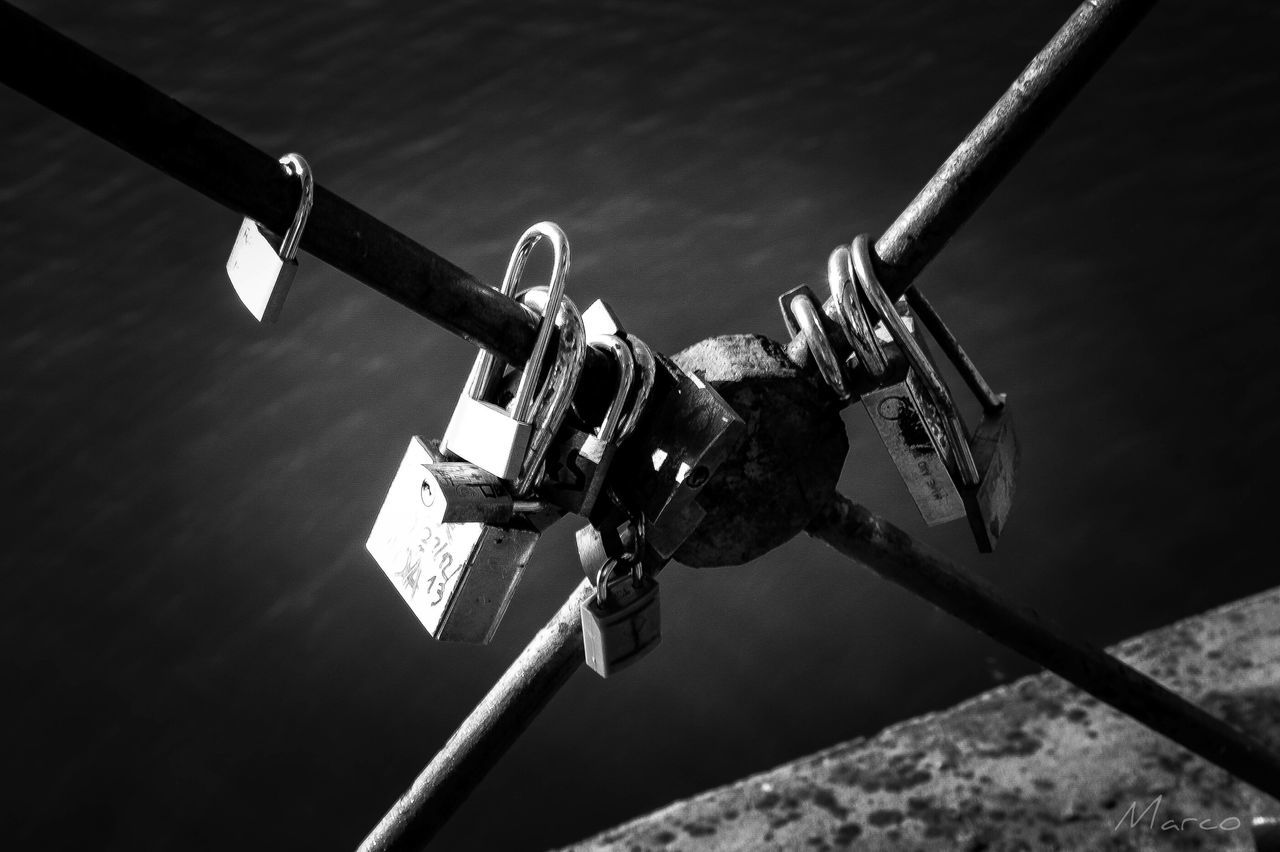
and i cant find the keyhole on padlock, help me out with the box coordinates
[420,479,436,507]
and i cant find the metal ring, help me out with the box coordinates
[505,222,571,423]
[276,153,314,261]
[790,292,850,400]
[616,335,656,443]
[514,288,586,495]
[588,333,635,444]
[827,244,886,380]
[850,234,979,486]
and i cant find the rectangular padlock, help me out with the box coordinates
[610,354,744,523]
[963,403,1020,552]
[860,348,967,526]
[226,219,297,323]
[366,436,540,644]
[225,153,312,323]
[580,571,661,677]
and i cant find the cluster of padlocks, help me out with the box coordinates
[223,153,1010,675]
[360,222,740,675]
[225,166,742,677]
[781,234,1019,552]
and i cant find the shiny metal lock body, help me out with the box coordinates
[860,346,967,525]
[963,402,1020,552]
[542,334,635,518]
[580,562,661,678]
[225,153,314,323]
[847,234,979,527]
[366,437,540,644]
[441,222,572,482]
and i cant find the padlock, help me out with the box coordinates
[419,462,546,525]
[963,401,1020,551]
[779,283,850,400]
[225,153,314,323]
[900,277,1022,553]
[440,222,572,482]
[580,556,661,678]
[365,284,586,643]
[365,437,541,644]
[847,234,979,526]
[609,352,744,523]
[542,333,635,518]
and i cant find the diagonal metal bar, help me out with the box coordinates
[785,0,1158,371]
[808,492,1280,800]
[358,580,593,852]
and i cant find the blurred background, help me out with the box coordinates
[2,0,1278,848]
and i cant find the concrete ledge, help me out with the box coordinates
[560,588,1280,851]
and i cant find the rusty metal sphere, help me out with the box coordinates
[672,334,849,567]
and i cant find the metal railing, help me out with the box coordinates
[7,1,1276,850]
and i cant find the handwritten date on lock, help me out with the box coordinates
[365,437,542,643]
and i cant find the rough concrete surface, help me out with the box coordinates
[559,588,1280,851]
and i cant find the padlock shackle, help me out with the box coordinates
[828,244,887,380]
[506,223,570,423]
[788,292,849,401]
[514,287,585,495]
[851,234,980,487]
[276,153,314,261]
[588,334,635,444]
[593,558,621,606]
[616,336,655,444]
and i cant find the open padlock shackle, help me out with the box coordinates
[827,244,887,381]
[850,234,980,487]
[588,333,636,445]
[276,153,314,261]
[513,287,586,495]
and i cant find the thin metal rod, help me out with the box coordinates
[787,0,1158,370]
[0,1,612,395]
[809,493,1280,800]
[904,286,1005,414]
[358,581,592,852]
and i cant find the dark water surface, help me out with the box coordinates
[3,1,1278,849]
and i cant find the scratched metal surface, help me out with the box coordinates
[1,1,1278,850]
[560,587,1280,851]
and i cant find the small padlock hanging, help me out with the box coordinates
[440,222,572,482]
[225,152,314,323]
[580,516,661,678]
